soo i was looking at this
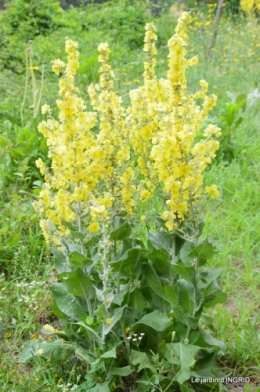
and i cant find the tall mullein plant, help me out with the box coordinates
[28,12,227,391]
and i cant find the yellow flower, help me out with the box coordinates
[88,222,100,233]
[52,59,65,75]
[125,327,131,334]
[41,104,51,115]
[42,324,56,333]
[37,349,45,355]
[29,66,39,71]
[205,185,220,198]
[104,318,112,325]
[240,0,254,11]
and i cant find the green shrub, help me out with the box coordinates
[0,0,63,73]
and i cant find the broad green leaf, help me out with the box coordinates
[130,350,156,372]
[100,346,117,359]
[69,251,93,267]
[134,310,171,331]
[19,340,74,363]
[175,368,191,384]
[203,282,227,308]
[190,327,225,351]
[164,286,178,308]
[129,289,147,312]
[110,222,131,240]
[52,248,70,274]
[188,240,216,260]
[200,268,224,286]
[111,366,132,376]
[172,343,200,368]
[111,248,141,272]
[52,283,87,320]
[177,279,195,315]
[145,263,168,301]
[148,248,170,264]
[173,264,196,284]
[115,239,132,259]
[64,221,85,239]
[180,241,196,266]
[84,235,99,247]
[63,269,95,300]
[148,231,173,251]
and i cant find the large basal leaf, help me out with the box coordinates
[19,340,74,363]
[52,283,87,320]
[134,310,171,332]
[62,269,95,300]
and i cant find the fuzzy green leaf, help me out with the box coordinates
[110,222,131,240]
[63,269,95,300]
[69,251,93,267]
[134,310,171,331]
[52,283,87,320]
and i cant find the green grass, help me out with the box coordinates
[0,1,260,390]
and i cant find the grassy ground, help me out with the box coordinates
[0,1,260,391]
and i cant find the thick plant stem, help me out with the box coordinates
[21,48,29,127]
[207,0,225,59]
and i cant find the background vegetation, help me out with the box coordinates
[0,0,259,391]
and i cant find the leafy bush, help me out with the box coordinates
[20,13,227,391]
[0,0,63,72]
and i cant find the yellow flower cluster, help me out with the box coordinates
[34,13,220,244]
[34,39,135,244]
[128,13,220,230]
[241,0,260,11]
